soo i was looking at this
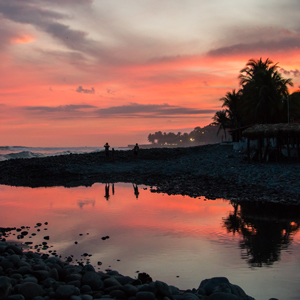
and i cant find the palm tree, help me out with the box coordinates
[220,89,243,129]
[239,58,293,124]
[238,58,277,86]
[211,110,230,141]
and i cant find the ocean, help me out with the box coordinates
[0,146,129,161]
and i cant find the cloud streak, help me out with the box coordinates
[76,86,95,94]
[280,68,300,77]
[23,103,215,119]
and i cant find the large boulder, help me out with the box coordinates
[198,277,230,295]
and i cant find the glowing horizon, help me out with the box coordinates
[1,0,300,147]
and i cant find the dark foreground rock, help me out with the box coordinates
[0,144,299,205]
[0,241,259,300]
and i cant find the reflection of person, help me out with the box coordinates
[112,183,115,195]
[133,183,139,199]
[104,143,110,157]
[104,183,110,200]
[133,143,139,157]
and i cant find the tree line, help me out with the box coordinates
[147,125,223,146]
[212,58,300,140]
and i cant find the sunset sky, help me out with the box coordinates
[1,0,300,147]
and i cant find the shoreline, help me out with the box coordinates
[0,143,299,205]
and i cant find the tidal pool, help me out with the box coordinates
[1,183,300,300]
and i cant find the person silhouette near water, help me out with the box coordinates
[133,143,139,157]
[133,183,139,198]
[104,143,110,157]
[112,183,115,195]
[104,183,110,200]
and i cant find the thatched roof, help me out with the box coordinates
[242,123,300,138]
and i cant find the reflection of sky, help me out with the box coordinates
[1,183,300,300]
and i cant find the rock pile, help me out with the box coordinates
[0,241,259,300]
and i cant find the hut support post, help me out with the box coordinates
[287,136,291,159]
[297,137,300,162]
[263,138,269,161]
[258,138,262,162]
[247,138,250,162]
[276,137,280,161]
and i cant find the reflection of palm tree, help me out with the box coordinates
[223,202,243,235]
[223,201,300,267]
[104,183,110,201]
[240,221,289,267]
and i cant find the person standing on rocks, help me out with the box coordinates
[104,142,110,157]
[133,143,139,157]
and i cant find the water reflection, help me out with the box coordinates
[77,199,95,209]
[223,201,300,267]
[133,183,139,198]
[104,183,110,200]
[1,183,300,300]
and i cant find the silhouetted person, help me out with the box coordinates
[104,183,110,200]
[104,143,110,157]
[133,183,139,199]
[133,143,139,157]
[112,183,115,195]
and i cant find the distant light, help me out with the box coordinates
[190,138,195,141]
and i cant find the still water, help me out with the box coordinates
[1,183,300,300]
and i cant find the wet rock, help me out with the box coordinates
[81,284,92,293]
[103,277,122,288]
[136,291,156,300]
[109,289,126,299]
[155,280,172,298]
[5,246,23,256]
[7,295,25,300]
[0,259,14,271]
[199,277,230,295]
[123,283,138,296]
[55,284,80,299]
[82,271,104,290]
[18,282,44,300]
[208,292,239,300]
[0,276,12,299]
[82,295,93,300]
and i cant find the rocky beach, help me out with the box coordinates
[0,143,299,300]
[0,143,299,205]
[0,238,255,300]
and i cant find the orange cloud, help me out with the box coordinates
[10,35,36,44]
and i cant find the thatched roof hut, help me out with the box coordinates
[242,123,300,162]
[243,123,300,139]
